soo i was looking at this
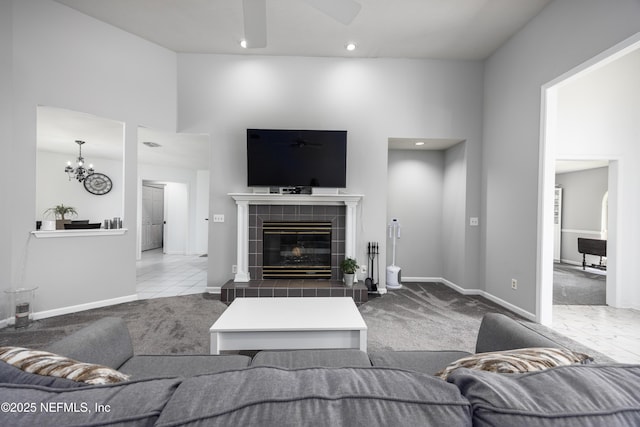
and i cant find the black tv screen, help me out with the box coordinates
[247,129,347,188]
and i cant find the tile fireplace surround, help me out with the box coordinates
[225,193,367,304]
[251,207,343,280]
[230,193,363,282]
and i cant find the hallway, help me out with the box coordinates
[136,249,207,299]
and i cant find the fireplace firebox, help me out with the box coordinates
[263,222,332,278]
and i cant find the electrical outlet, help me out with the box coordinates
[232,265,237,274]
[470,217,479,226]
[511,279,518,290]
[360,265,367,274]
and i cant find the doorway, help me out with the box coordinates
[136,126,210,259]
[553,162,608,307]
[538,35,640,325]
[142,183,165,251]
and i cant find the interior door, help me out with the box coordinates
[142,184,165,251]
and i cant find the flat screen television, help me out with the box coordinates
[247,129,347,188]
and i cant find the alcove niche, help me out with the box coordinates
[36,106,124,230]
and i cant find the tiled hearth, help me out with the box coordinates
[220,280,368,305]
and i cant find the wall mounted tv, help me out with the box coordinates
[247,129,347,188]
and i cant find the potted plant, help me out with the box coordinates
[340,257,359,288]
[44,204,78,230]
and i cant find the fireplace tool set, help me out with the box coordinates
[365,242,379,293]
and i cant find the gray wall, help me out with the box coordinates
[2,0,177,317]
[482,0,640,316]
[0,0,13,319]
[443,141,470,287]
[177,55,484,291]
[556,167,608,265]
[386,149,444,277]
[385,142,471,286]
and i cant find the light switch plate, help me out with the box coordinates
[213,214,225,223]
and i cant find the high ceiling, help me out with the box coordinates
[54,0,551,60]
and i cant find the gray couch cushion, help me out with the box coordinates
[46,317,134,369]
[448,364,640,427]
[475,313,562,353]
[0,377,181,426]
[369,350,472,375]
[155,366,472,427]
[251,349,371,368]
[119,354,251,379]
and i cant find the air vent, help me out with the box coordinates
[142,141,162,148]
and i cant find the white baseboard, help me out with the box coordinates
[32,294,139,321]
[206,286,221,294]
[403,276,536,321]
[559,259,582,266]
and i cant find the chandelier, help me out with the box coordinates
[64,140,94,182]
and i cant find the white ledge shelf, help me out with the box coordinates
[31,228,128,239]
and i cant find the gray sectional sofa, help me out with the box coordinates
[2,313,640,426]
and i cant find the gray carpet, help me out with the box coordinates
[0,282,613,362]
[553,263,606,305]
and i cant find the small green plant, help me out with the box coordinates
[44,204,78,220]
[340,257,359,274]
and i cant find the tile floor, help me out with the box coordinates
[136,249,208,299]
[552,305,640,363]
[136,250,640,363]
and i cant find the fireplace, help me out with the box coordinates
[229,192,364,284]
[222,193,370,304]
[263,221,332,279]
[248,205,345,280]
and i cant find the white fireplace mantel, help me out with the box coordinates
[230,193,363,282]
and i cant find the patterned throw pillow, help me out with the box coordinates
[436,347,593,380]
[0,346,130,385]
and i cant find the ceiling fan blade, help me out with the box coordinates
[242,0,267,48]
[303,0,362,25]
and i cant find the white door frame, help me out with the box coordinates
[537,34,640,325]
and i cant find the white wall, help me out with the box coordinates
[555,48,640,308]
[164,182,189,255]
[0,0,14,320]
[443,141,469,286]
[177,54,484,290]
[4,0,177,316]
[138,163,206,256]
[482,0,640,317]
[387,150,444,277]
[195,170,210,255]
[36,151,123,224]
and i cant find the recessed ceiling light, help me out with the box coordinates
[415,141,425,146]
[240,40,248,49]
[345,42,357,51]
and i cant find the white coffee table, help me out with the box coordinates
[209,297,367,354]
